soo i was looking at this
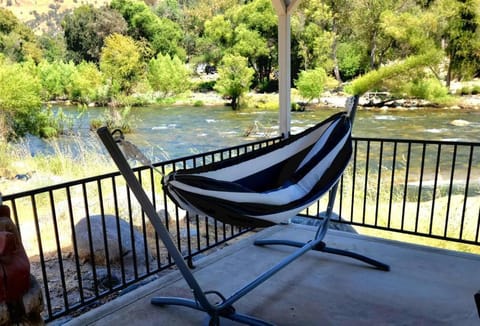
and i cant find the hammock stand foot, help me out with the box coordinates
[254,238,390,271]
[150,297,274,326]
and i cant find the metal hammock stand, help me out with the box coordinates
[97,95,389,326]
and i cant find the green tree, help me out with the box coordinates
[0,8,42,63]
[345,50,443,96]
[181,0,238,61]
[202,0,277,88]
[349,0,399,70]
[100,33,144,96]
[38,34,67,62]
[381,9,439,56]
[295,68,328,103]
[62,5,128,63]
[293,1,334,72]
[110,0,185,60]
[69,61,105,104]
[336,42,368,80]
[0,61,42,138]
[214,54,254,110]
[37,60,77,101]
[433,0,480,84]
[147,54,191,98]
[202,14,233,64]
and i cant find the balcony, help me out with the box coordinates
[2,136,479,324]
[65,225,480,325]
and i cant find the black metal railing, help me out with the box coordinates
[2,136,479,322]
[302,138,480,249]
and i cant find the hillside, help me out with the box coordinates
[0,0,109,33]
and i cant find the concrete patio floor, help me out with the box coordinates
[65,224,480,325]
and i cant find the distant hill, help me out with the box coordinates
[0,0,109,34]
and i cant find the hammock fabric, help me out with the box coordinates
[163,110,353,228]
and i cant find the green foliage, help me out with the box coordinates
[0,62,41,138]
[89,106,135,133]
[69,61,105,104]
[0,8,43,63]
[381,10,438,55]
[193,100,204,107]
[457,84,480,95]
[214,54,254,110]
[38,34,67,63]
[292,1,334,71]
[36,106,76,138]
[111,0,185,60]
[435,0,480,82]
[457,86,472,95]
[400,78,451,104]
[345,51,443,96]
[147,54,191,98]
[37,60,76,101]
[100,33,145,97]
[62,5,128,63]
[202,0,277,86]
[0,61,72,138]
[336,42,368,81]
[193,80,216,92]
[295,68,327,103]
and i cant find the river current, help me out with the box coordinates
[25,105,480,162]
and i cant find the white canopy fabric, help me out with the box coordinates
[271,0,301,138]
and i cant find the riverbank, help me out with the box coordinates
[176,89,480,110]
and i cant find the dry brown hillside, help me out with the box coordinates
[0,0,109,33]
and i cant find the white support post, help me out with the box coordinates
[278,12,291,138]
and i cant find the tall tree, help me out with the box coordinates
[62,5,128,64]
[0,8,42,63]
[292,1,334,76]
[110,0,186,60]
[202,0,276,88]
[147,53,190,98]
[214,54,254,110]
[433,0,480,85]
[349,0,397,70]
[100,33,144,96]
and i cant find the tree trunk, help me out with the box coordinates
[370,31,377,70]
[332,21,342,82]
[231,96,238,110]
[446,53,453,88]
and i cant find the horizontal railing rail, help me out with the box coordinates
[2,135,479,322]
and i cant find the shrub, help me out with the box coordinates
[457,86,472,96]
[0,62,42,138]
[69,61,104,104]
[89,106,135,134]
[37,60,76,101]
[147,54,191,98]
[345,51,442,96]
[193,80,216,92]
[295,67,327,103]
[337,42,368,81]
[214,54,254,110]
[406,78,450,103]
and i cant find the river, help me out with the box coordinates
[25,104,480,162]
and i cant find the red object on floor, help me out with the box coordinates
[0,205,30,303]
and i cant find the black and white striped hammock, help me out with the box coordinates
[162,96,358,228]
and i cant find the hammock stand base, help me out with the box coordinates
[97,125,389,326]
